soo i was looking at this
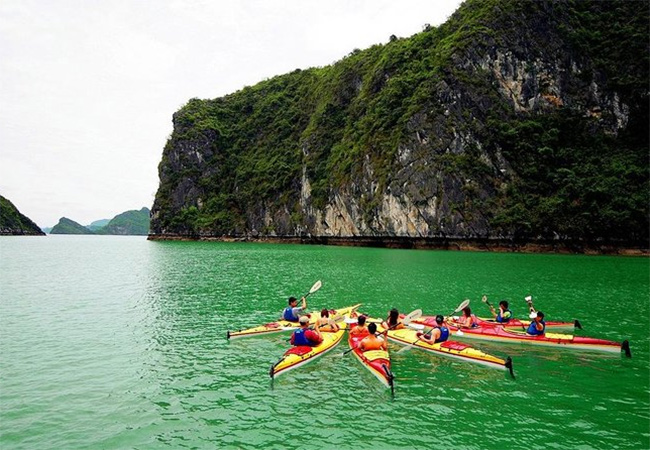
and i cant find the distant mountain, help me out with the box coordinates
[97,207,150,235]
[50,217,95,234]
[0,195,45,236]
[87,219,109,232]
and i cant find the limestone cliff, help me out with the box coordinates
[0,195,45,236]
[150,0,649,250]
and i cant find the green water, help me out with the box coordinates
[1,236,648,450]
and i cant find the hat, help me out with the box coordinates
[299,316,310,324]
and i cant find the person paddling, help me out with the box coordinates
[486,297,513,324]
[416,315,449,344]
[282,296,307,322]
[383,308,405,330]
[358,323,387,351]
[290,316,323,346]
[459,305,479,328]
[526,311,546,336]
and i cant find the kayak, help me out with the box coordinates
[444,318,631,356]
[227,304,361,339]
[347,329,394,393]
[269,319,348,379]
[409,314,581,332]
[385,327,514,376]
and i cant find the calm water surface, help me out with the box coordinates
[1,236,648,449]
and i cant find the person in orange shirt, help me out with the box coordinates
[349,315,369,335]
[382,308,405,330]
[358,323,387,351]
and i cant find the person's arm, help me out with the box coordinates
[535,321,544,332]
[290,332,296,345]
[301,296,307,310]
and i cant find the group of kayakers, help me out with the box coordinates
[458,297,546,336]
[283,293,547,349]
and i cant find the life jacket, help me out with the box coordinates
[292,328,314,346]
[361,337,385,351]
[436,326,449,343]
[283,307,299,322]
[496,309,513,323]
[527,320,546,336]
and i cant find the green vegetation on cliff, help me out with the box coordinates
[97,208,150,235]
[151,0,649,247]
[0,195,45,236]
[50,217,95,235]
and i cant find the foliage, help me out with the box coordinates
[152,0,649,245]
[0,195,44,235]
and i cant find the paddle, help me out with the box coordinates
[304,280,322,298]
[400,299,471,353]
[341,309,421,356]
[525,295,537,319]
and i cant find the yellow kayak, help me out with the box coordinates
[227,304,361,339]
[270,318,348,379]
[387,328,514,376]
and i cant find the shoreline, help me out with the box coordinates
[147,234,649,256]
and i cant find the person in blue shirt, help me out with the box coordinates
[417,315,449,344]
[527,311,546,335]
[487,298,513,323]
[282,296,306,322]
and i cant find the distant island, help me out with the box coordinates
[50,208,151,235]
[0,195,45,236]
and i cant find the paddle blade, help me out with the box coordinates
[453,299,470,314]
[309,280,322,295]
[402,309,422,325]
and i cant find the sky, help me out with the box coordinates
[0,0,463,228]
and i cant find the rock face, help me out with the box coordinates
[150,0,649,249]
[0,195,45,236]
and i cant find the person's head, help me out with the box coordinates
[435,314,444,325]
[288,296,298,306]
[321,309,329,318]
[357,315,367,326]
[536,311,545,321]
[368,322,377,334]
[389,308,399,322]
[499,300,509,310]
[462,306,472,316]
[299,316,310,327]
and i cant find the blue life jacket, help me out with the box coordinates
[496,309,513,323]
[283,307,299,322]
[292,328,313,346]
[436,326,449,343]
[527,320,546,335]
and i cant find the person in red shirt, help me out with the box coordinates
[290,316,323,346]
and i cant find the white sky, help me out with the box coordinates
[0,0,463,228]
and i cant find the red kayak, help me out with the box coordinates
[347,330,394,394]
[442,319,631,356]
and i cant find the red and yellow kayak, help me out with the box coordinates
[444,318,631,356]
[347,330,394,393]
[269,319,348,379]
[385,327,514,376]
[227,304,361,339]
